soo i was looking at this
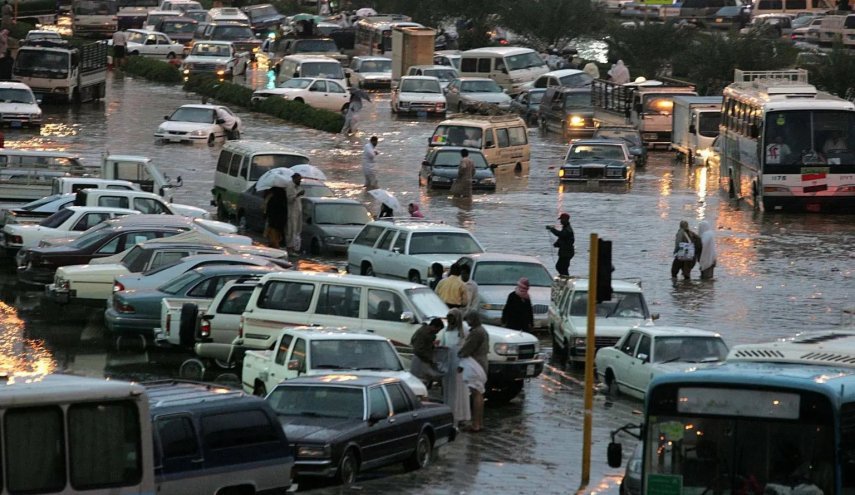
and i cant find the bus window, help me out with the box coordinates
[477,58,491,73]
[496,128,509,148]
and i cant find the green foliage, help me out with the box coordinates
[805,45,855,99]
[603,21,696,79]
[497,0,606,50]
[184,76,344,133]
[124,56,183,83]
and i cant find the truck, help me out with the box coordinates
[13,40,108,104]
[72,0,119,37]
[591,77,698,148]
[670,95,722,166]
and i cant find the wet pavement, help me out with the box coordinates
[0,69,852,493]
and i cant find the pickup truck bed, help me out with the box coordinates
[157,298,213,347]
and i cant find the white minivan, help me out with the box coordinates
[458,47,549,95]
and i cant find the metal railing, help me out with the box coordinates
[734,69,809,85]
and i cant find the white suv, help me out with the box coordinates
[347,219,485,284]
[548,278,658,366]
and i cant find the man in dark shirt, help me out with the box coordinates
[410,318,445,383]
[547,212,575,276]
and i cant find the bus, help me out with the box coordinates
[72,0,119,36]
[0,374,155,494]
[609,330,855,494]
[719,69,855,212]
[751,0,834,17]
[354,15,421,56]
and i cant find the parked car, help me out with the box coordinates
[455,253,552,328]
[1,206,138,253]
[66,188,210,220]
[242,326,427,397]
[433,50,461,69]
[792,15,824,41]
[558,139,639,183]
[0,193,75,228]
[124,29,184,59]
[347,219,485,283]
[273,55,348,89]
[300,197,372,255]
[236,179,334,232]
[24,29,62,42]
[145,380,294,495]
[405,65,459,90]
[250,77,350,112]
[538,86,595,138]
[803,16,826,43]
[418,147,496,191]
[271,38,347,66]
[709,5,750,30]
[0,82,42,128]
[528,69,593,90]
[241,3,284,34]
[740,14,793,37]
[105,264,278,338]
[595,326,729,399]
[180,41,250,80]
[193,21,262,57]
[592,125,648,167]
[205,7,249,23]
[549,278,658,366]
[154,16,198,45]
[391,76,446,115]
[510,88,545,126]
[348,56,392,89]
[266,375,455,484]
[155,104,242,145]
[444,77,512,113]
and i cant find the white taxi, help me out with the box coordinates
[155,104,241,145]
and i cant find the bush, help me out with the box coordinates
[124,56,183,83]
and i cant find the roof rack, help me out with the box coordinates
[733,69,809,85]
[728,330,855,368]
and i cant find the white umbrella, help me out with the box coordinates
[367,189,401,212]
[355,7,377,17]
[290,164,327,181]
[255,167,295,191]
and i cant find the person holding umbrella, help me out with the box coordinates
[367,188,400,218]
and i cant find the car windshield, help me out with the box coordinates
[432,151,489,169]
[212,26,254,39]
[360,60,391,72]
[653,336,728,363]
[169,106,215,123]
[278,78,312,89]
[569,291,649,319]
[248,154,310,181]
[431,125,482,147]
[594,128,641,146]
[405,287,449,321]
[423,68,457,82]
[559,73,593,87]
[126,31,148,44]
[71,228,113,249]
[311,340,402,371]
[247,5,277,17]
[147,14,176,24]
[302,182,334,197]
[792,15,814,28]
[460,80,502,93]
[294,39,338,52]
[183,10,206,21]
[698,112,720,138]
[14,51,70,77]
[39,208,74,228]
[191,42,232,56]
[267,385,364,419]
[400,79,441,93]
[73,0,117,15]
[300,62,344,79]
[643,94,677,115]
[0,88,36,104]
[313,203,371,225]
[566,144,625,161]
[472,261,552,286]
[408,232,483,255]
[563,91,592,108]
[159,270,205,294]
[504,51,546,71]
[161,20,196,33]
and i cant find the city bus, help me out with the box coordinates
[719,69,855,212]
[354,15,421,56]
[0,374,155,493]
[609,330,855,494]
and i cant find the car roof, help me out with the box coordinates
[145,380,258,410]
[462,46,536,56]
[173,253,267,264]
[277,374,402,388]
[437,114,525,127]
[285,326,390,341]
[457,77,495,83]
[222,140,308,157]
[133,242,226,250]
[106,215,197,227]
[0,81,35,90]
[284,55,340,63]
[631,326,723,338]
[541,69,585,78]
[355,56,391,61]
[570,139,628,146]
[191,264,277,275]
[564,278,643,292]
[366,219,472,234]
[463,253,547,264]
[301,197,363,206]
[64,206,139,214]
[258,271,424,291]
[177,103,223,110]
[410,65,455,70]
[400,76,440,82]
[430,146,485,156]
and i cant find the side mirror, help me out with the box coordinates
[489,164,498,170]
[36,98,42,104]
[287,359,301,370]
[638,353,649,363]
[400,311,415,323]
[688,124,697,134]
[607,442,623,468]
[164,115,170,120]
[422,160,430,166]
[500,67,508,74]
[368,412,385,425]
[216,118,225,124]
[629,147,642,156]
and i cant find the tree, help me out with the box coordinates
[603,21,696,79]
[805,45,855,99]
[496,0,606,50]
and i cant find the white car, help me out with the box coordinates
[595,326,729,400]
[250,78,350,112]
[155,104,242,145]
[391,76,447,115]
[124,29,185,60]
[24,30,63,42]
[347,220,485,284]
[180,41,249,79]
[525,69,594,90]
[406,65,459,90]
[348,56,392,89]
[1,193,75,228]
[1,206,137,252]
[455,253,553,329]
[444,77,512,114]
[206,7,249,22]
[0,82,43,128]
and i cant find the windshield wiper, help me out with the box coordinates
[353,367,394,371]
[314,364,345,369]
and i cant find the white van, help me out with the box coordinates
[458,47,549,95]
[428,114,531,172]
[212,140,310,220]
[819,14,855,46]
[276,55,348,89]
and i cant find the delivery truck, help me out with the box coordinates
[670,95,722,166]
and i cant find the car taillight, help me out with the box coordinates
[200,319,211,338]
[238,316,244,338]
[165,314,171,335]
[114,300,135,313]
[113,281,125,292]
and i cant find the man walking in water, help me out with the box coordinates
[362,135,379,189]
[547,212,575,276]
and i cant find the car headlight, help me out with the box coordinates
[156,126,166,133]
[573,337,586,347]
[297,444,331,459]
[568,115,585,127]
[431,176,452,183]
[55,278,69,290]
[479,177,496,184]
[494,343,519,356]
[606,168,624,177]
[481,303,504,310]
[190,129,206,136]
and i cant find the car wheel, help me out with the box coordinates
[130,50,139,56]
[360,263,374,276]
[179,358,205,380]
[166,52,176,60]
[551,329,565,364]
[563,338,573,368]
[294,97,305,104]
[179,302,197,348]
[253,382,267,397]
[341,102,350,113]
[403,431,433,471]
[310,238,321,255]
[408,270,421,284]
[207,133,215,146]
[337,449,359,485]
[214,358,236,370]
[486,381,524,405]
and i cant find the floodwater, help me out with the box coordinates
[0,70,852,380]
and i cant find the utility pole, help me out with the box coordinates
[577,233,598,493]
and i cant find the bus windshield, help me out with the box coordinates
[764,110,855,167]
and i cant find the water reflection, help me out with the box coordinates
[0,302,56,376]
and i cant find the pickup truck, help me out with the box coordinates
[241,326,428,398]
[1,206,137,253]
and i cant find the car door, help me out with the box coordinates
[308,282,363,329]
[306,80,327,107]
[153,414,204,490]
[627,334,653,395]
[360,385,393,464]
[362,288,413,346]
[383,383,419,459]
[370,227,396,277]
[156,33,171,56]
[207,284,255,343]
[612,331,642,391]
[264,333,295,391]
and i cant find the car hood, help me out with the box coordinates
[462,93,511,104]
[278,415,362,443]
[257,88,306,97]
[651,360,726,374]
[407,254,469,268]
[482,323,539,344]
[563,158,627,168]
[57,263,129,281]
[310,224,365,239]
[399,92,444,102]
[159,121,215,133]
[184,55,232,65]
[0,103,41,114]
[569,316,646,337]
[477,285,550,307]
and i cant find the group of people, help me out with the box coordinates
[671,219,717,280]
[263,173,305,251]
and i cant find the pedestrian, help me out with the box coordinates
[460,264,479,314]
[459,310,489,433]
[0,49,12,81]
[215,107,239,140]
[410,318,445,385]
[440,308,471,426]
[378,202,393,218]
[697,220,717,280]
[263,186,287,248]
[341,88,370,135]
[608,59,630,85]
[501,277,534,332]
[408,202,424,218]
[1,1,12,31]
[285,173,305,253]
[547,212,575,276]
[111,29,128,68]
[429,262,444,290]
[671,220,700,279]
[435,263,468,309]
[362,135,379,189]
[450,148,474,198]
[583,61,600,80]
[0,29,8,58]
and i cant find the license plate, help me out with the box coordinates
[587,179,600,186]
[526,364,535,377]
[169,137,183,143]
[417,111,427,118]
[10,121,21,128]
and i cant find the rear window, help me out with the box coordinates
[352,225,384,247]
[40,207,75,228]
[201,410,279,449]
[408,232,483,255]
[846,16,855,28]
[257,280,315,311]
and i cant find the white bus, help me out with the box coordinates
[719,69,855,212]
[0,374,155,494]
[354,15,420,56]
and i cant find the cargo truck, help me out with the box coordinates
[13,40,108,103]
[670,95,722,166]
